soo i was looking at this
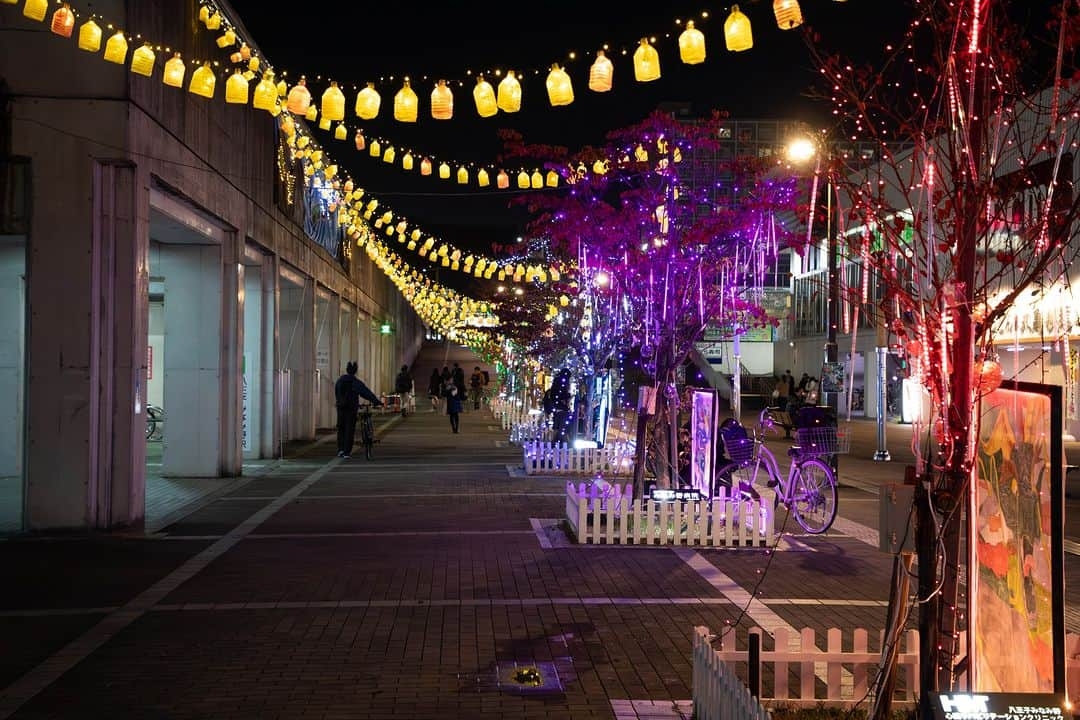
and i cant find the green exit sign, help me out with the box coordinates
[380,323,392,335]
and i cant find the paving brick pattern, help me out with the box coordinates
[2,349,1078,718]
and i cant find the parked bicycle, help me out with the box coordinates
[146,404,165,440]
[715,407,842,534]
[357,403,376,460]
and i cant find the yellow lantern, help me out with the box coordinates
[545,64,573,106]
[276,79,287,97]
[282,115,295,136]
[592,159,608,175]
[773,0,803,29]
[401,152,414,170]
[103,31,128,65]
[77,19,102,52]
[530,171,543,189]
[456,167,468,185]
[305,105,318,122]
[369,140,381,157]
[321,81,345,121]
[285,77,311,115]
[477,169,490,187]
[355,82,380,119]
[215,28,236,48]
[431,80,453,120]
[225,70,249,103]
[393,79,418,122]
[497,71,521,113]
[516,171,530,189]
[354,130,365,151]
[334,123,347,141]
[438,162,451,180]
[253,72,277,111]
[163,53,186,88]
[248,57,260,73]
[189,63,216,99]
[383,146,396,164]
[497,170,509,189]
[725,5,753,52]
[420,157,432,175]
[131,45,156,77]
[198,5,209,23]
[633,39,661,82]
[22,0,46,22]
[318,117,332,131]
[545,171,559,187]
[559,295,570,307]
[588,51,613,92]
[50,4,74,37]
[206,11,222,30]
[473,76,497,118]
[679,20,706,64]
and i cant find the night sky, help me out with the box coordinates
[226,0,915,274]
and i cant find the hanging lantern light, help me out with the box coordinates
[477,169,490,187]
[431,80,453,120]
[253,71,277,111]
[215,29,236,49]
[497,170,510,189]
[394,79,418,122]
[530,171,543,189]
[281,115,295,137]
[420,157,432,175]
[103,31,128,64]
[679,20,706,64]
[22,0,46,21]
[383,146,396,164]
[545,171,559,187]
[318,116,332,131]
[402,152,414,171]
[588,51,613,92]
[163,53,186,88]
[545,64,573,106]
[334,123,347,141]
[50,3,75,37]
[286,77,312,115]
[248,57,260,73]
[225,70,249,103]
[321,81,345,121]
[130,44,155,77]
[773,0,804,30]
[276,78,287,97]
[976,359,1003,393]
[189,63,216,99]
[456,167,469,184]
[633,39,661,82]
[473,76,497,118]
[353,130,365,151]
[206,11,222,30]
[439,162,451,180]
[369,139,381,157]
[77,19,102,51]
[516,171,530,189]
[304,104,318,122]
[497,71,521,113]
[355,82,380,119]
[724,5,753,52]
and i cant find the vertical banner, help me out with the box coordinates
[242,352,251,453]
[690,389,717,497]
[971,382,1064,693]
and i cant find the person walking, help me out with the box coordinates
[335,361,382,458]
[444,381,463,433]
[394,364,414,416]
[427,368,442,411]
[452,362,467,412]
[469,366,485,410]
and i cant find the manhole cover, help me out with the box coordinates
[494,660,570,694]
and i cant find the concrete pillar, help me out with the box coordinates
[220,238,243,477]
[242,253,263,460]
[261,257,278,458]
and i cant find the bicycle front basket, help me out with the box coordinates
[795,426,850,456]
[722,433,756,464]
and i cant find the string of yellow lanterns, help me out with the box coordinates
[189,0,813,124]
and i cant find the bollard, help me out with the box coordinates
[748,631,761,699]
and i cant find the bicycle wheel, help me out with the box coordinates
[146,416,156,440]
[714,460,764,501]
[790,457,838,533]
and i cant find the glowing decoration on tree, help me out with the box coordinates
[22,0,46,22]
[287,77,311,115]
[130,44,155,77]
[633,39,661,82]
[225,70,249,103]
[321,82,345,122]
[678,20,706,64]
[497,71,522,113]
[77,19,102,52]
[975,359,1003,393]
[546,64,574,106]
[189,63,216,99]
[773,0,803,29]
[163,53,186,87]
[103,31,128,64]
[473,76,498,117]
[724,5,753,52]
[253,72,277,111]
[431,80,453,120]
[355,82,381,119]
[394,79,418,122]
[50,4,74,37]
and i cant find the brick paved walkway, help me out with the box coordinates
[1,401,1076,719]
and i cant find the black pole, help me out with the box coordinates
[916,474,938,717]
[748,632,761,700]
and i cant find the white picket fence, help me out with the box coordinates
[693,626,772,720]
[491,397,538,431]
[565,482,774,547]
[523,440,635,475]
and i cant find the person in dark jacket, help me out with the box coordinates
[427,368,442,411]
[335,361,382,458]
[394,365,414,415]
[443,382,463,433]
